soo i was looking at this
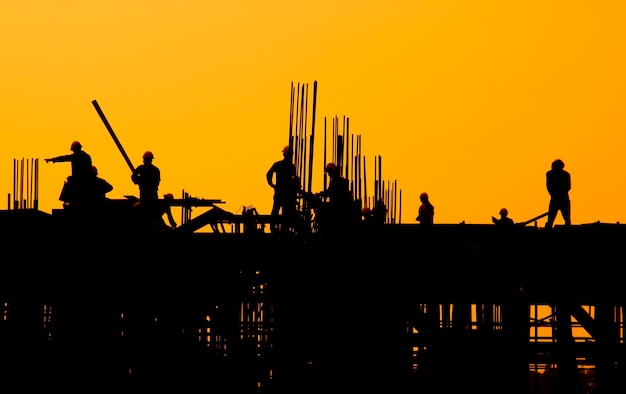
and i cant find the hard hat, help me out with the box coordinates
[499,208,508,216]
[164,193,174,200]
[420,192,429,200]
[143,151,154,160]
[282,145,291,154]
[71,141,82,151]
[362,207,372,214]
[324,163,338,172]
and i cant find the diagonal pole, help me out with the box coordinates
[91,99,135,172]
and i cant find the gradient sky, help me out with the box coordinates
[2,1,626,225]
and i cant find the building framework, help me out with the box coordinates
[0,212,623,394]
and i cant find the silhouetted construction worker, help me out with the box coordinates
[90,166,114,202]
[360,207,376,231]
[318,163,351,206]
[132,193,177,233]
[45,141,96,206]
[157,193,178,230]
[416,192,434,226]
[361,200,386,232]
[316,162,355,234]
[132,151,160,202]
[492,208,514,227]
[545,159,571,229]
[266,145,297,233]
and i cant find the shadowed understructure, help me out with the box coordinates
[0,208,624,394]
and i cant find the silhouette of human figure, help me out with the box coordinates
[131,151,161,203]
[416,192,434,226]
[545,159,571,229]
[157,193,178,230]
[361,200,387,232]
[132,193,177,233]
[45,140,96,206]
[315,162,355,234]
[266,145,297,233]
[492,208,514,227]
[317,163,352,208]
[90,166,114,202]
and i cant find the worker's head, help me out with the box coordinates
[324,162,338,174]
[143,151,154,161]
[70,141,82,152]
[164,193,174,200]
[282,145,291,155]
[419,192,429,202]
[551,159,564,170]
[499,208,508,217]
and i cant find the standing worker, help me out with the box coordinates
[266,145,297,233]
[545,159,571,229]
[45,140,96,206]
[416,192,435,226]
[132,151,161,203]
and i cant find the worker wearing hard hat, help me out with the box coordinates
[492,207,514,227]
[415,192,434,226]
[160,193,178,229]
[132,192,178,233]
[131,151,161,202]
[266,145,298,233]
[315,162,355,235]
[46,141,94,181]
[317,162,352,207]
[45,140,96,206]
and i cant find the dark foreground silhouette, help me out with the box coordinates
[0,214,624,394]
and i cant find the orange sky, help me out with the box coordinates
[2,1,626,225]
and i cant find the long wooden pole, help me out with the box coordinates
[91,100,135,172]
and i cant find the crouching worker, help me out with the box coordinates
[133,193,178,233]
[315,163,358,236]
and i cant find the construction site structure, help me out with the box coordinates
[0,85,624,393]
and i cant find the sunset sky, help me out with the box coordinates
[2,1,625,226]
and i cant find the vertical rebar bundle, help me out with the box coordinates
[12,158,38,210]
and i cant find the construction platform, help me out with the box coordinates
[0,207,624,393]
